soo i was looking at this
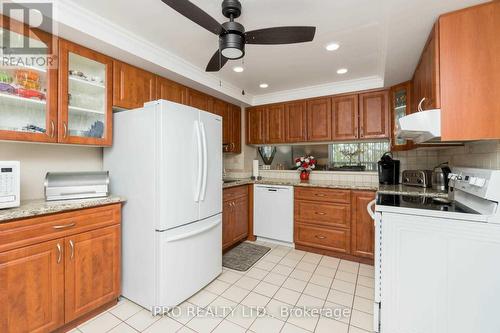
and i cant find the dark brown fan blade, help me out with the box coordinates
[206,50,229,72]
[161,0,225,35]
[245,26,316,45]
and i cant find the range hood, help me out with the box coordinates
[397,109,441,143]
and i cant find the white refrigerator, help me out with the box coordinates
[103,100,222,310]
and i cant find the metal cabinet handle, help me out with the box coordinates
[314,193,326,197]
[56,243,62,263]
[53,222,75,230]
[63,122,68,138]
[49,120,55,138]
[69,240,74,260]
[417,97,426,112]
[315,212,326,215]
[315,235,326,240]
[229,142,235,151]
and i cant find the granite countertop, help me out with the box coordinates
[224,178,449,198]
[0,195,126,223]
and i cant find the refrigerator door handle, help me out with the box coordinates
[194,121,203,202]
[165,218,220,242]
[199,121,208,201]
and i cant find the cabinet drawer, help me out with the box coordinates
[295,200,350,229]
[224,185,248,201]
[0,204,121,253]
[295,187,350,204]
[295,224,350,254]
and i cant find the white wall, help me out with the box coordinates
[0,142,103,200]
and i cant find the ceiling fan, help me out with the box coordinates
[160,0,316,72]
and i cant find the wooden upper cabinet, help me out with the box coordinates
[59,39,114,146]
[113,60,156,109]
[332,94,359,140]
[186,88,211,112]
[307,97,332,141]
[0,15,58,144]
[439,1,500,140]
[285,101,307,142]
[64,225,120,322]
[412,23,440,112]
[391,81,414,151]
[359,90,390,139]
[156,76,186,104]
[212,99,230,144]
[267,104,286,143]
[0,239,65,333]
[230,105,242,153]
[246,106,268,144]
[351,191,376,259]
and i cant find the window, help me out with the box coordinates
[329,141,389,171]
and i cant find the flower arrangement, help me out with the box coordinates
[295,155,316,181]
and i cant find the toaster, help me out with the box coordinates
[44,171,109,201]
[402,170,433,188]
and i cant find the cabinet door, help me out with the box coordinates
[332,95,359,140]
[0,16,58,143]
[412,23,440,111]
[156,76,186,104]
[230,105,242,153]
[307,98,332,141]
[267,104,286,143]
[58,39,113,146]
[391,82,414,151]
[285,101,307,142]
[359,90,390,139]
[65,225,120,322]
[186,89,211,112]
[246,107,267,144]
[213,99,231,145]
[351,191,375,259]
[222,200,234,250]
[232,196,249,242]
[0,239,64,333]
[113,61,156,110]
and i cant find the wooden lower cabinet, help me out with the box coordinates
[294,187,375,264]
[64,225,120,322]
[351,191,376,260]
[223,186,249,251]
[0,239,65,333]
[0,204,121,333]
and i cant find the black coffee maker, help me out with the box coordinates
[378,152,400,185]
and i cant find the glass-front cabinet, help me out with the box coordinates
[390,81,413,151]
[0,16,58,142]
[58,40,113,146]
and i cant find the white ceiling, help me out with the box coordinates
[60,0,487,103]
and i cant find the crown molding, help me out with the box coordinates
[52,0,253,105]
[251,76,385,106]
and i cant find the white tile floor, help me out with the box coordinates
[73,241,375,333]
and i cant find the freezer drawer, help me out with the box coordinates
[156,214,222,308]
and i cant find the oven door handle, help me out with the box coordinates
[367,199,376,221]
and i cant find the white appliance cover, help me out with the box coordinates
[397,109,441,143]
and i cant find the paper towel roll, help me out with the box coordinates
[253,160,259,178]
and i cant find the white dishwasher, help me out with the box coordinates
[254,184,294,243]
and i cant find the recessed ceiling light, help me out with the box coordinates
[233,66,244,73]
[326,43,340,51]
[337,68,348,74]
[259,83,269,89]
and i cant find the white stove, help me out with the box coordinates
[369,167,500,333]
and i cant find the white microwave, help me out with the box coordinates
[0,161,20,209]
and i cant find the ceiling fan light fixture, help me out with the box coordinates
[220,33,245,60]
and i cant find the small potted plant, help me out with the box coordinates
[295,155,316,182]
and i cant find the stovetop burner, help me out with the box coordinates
[377,194,480,214]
